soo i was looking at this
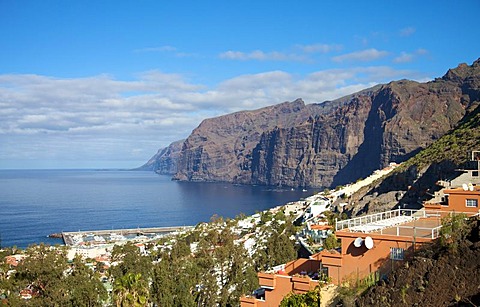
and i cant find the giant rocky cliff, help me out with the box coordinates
[144,59,480,188]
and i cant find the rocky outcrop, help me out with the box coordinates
[172,99,328,183]
[137,139,184,174]
[147,58,480,188]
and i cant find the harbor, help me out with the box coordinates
[59,225,194,246]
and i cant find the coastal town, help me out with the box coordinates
[2,154,479,305]
[2,0,480,305]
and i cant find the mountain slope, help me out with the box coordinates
[356,217,480,306]
[137,139,184,174]
[146,58,480,188]
[172,99,325,183]
[342,99,480,217]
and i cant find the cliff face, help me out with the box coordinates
[138,139,184,174]
[172,99,325,182]
[249,95,371,187]
[149,59,480,188]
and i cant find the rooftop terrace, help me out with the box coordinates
[335,209,454,239]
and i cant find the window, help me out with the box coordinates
[466,199,478,207]
[390,248,404,261]
[441,195,449,206]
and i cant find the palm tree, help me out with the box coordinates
[113,272,149,306]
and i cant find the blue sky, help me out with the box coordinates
[1,0,479,169]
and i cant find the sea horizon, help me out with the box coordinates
[0,169,311,248]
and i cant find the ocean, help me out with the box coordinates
[0,169,309,249]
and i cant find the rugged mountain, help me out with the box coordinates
[340,96,480,217]
[172,99,330,182]
[147,58,480,188]
[137,139,184,174]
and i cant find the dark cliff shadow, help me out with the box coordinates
[331,94,385,188]
[331,86,426,189]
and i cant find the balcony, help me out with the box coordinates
[292,275,318,293]
[258,272,276,289]
[239,296,259,307]
[335,209,446,239]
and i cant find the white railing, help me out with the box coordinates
[377,225,443,239]
[335,209,418,231]
[336,209,479,239]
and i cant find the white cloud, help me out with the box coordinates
[394,52,414,63]
[0,66,427,168]
[295,43,343,53]
[416,48,428,55]
[219,50,307,62]
[399,27,416,37]
[133,46,199,58]
[219,43,343,62]
[332,48,389,62]
[134,45,177,53]
[393,49,429,63]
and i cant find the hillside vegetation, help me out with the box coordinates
[356,216,480,306]
[401,103,480,170]
[342,102,480,217]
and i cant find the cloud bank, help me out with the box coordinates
[0,66,427,168]
[219,43,342,62]
[332,48,389,62]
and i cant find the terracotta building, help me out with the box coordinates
[241,195,479,306]
[240,258,321,307]
[5,254,26,267]
[425,185,480,214]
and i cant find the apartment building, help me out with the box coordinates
[241,186,479,307]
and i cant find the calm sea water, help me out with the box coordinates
[0,170,309,248]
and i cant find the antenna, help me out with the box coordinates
[462,183,468,191]
[353,237,363,248]
[365,236,374,249]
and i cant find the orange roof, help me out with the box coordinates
[95,255,110,262]
[310,225,332,230]
[5,255,26,267]
[445,185,480,193]
[321,248,340,255]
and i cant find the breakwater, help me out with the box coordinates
[61,226,193,246]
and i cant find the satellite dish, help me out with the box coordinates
[365,236,374,250]
[353,237,363,248]
[462,183,468,191]
[468,183,474,191]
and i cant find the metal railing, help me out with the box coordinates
[336,209,479,239]
[335,209,419,231]
[377,225,443,239]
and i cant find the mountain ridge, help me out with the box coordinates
[142,58,480,188]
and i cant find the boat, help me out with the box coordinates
[94,235,106,242]
[109,233,126,241]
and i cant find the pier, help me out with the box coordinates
[61,226,193,246]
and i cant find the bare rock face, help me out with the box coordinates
[172,99,323,182]
[251,95,371,187]
[149,59,480,188]
[138,139,184,174]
